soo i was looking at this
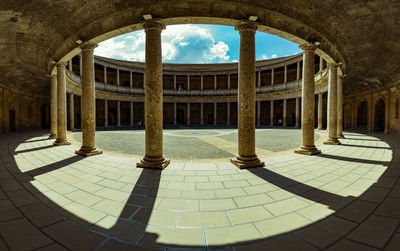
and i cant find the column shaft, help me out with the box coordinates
[53,63,71,146]
[130,101,134,126]
[295,45,320,155]
[117,101,121,127]
[49,74,57,138]
[257,101,261,126]
[295,97,300,128]
[137,21,169,169]
[337,76,345,138]
[187,103,190,125]
[104,66,107,84]
[173,102,177,125]
[283,99,287,127]
[324,63,341,145]
[270,100,274,126]
[318,93,323,130]
[231,22,264,168]
[384,91,389,133]
[76,43,102,156]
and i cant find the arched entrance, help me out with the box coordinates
[343,103,352,129]
[374,98,385,132]
[357,101,368,129]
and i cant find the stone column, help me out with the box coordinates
[130,101,134,126]
[69,93,75,131]
[214,75,217,90]
[270,100,274,126]
[187,75,190,90]
[200,103,204,125]
[271,68,274,85]
[227,102,230,125]
[337,75,345,138]
[384,91,389,133]
[295,45,320,155]
[68,60,73,72]
[214,102,217,126]
[104,99,108,127]
[257,101,261,126]
[227,74,230,89]
[130,72,133,87]
[137,21,169,169]
[257,71,261,87]
[296,61,300,81]
[282,99,287,127]
[319,56,324,72]
[117,101,121,127]
[295,97,300,128]
[117,69,120,86]
[201,75,204,90]
[76,42,102,156]
[231,22,264,168]
[173,102,177,125]
[284,66,287,83]
[53,62,71,146]
[79,56,82,76]
[104,66,107,84]
[174,75,177,90]
[318,92,323,130]
[323,63,341,145]
[187,103,190,125]
[49,74,57,139]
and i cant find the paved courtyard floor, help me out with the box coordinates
[0,129,399,250]
[71,129,322,161]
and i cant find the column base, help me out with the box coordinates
[323,138,341,145]
[337,134,345,139]
[75,146,103,157]
[53,139,71,146]
[137,156,170,169]
[48,134,57,139]
[294,146,321,156]
[230,155,264,169]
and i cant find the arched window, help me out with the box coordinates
[396,98,400,119]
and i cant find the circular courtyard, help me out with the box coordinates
[71,128,322,161]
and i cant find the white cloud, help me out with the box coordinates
[261,54,268,59]
[95,24,231,63]
[271,54,278,58]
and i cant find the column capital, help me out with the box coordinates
[56,61,67,68]
[80,42,98,52]
[327,62,338,69]
[143,20,166,31]
[235,21,257,32]
[299,44,316,51]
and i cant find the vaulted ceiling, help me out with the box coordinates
[0,0,399,95]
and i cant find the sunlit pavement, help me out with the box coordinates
[0,130,399,250]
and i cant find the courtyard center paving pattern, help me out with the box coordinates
[0,130,400,250]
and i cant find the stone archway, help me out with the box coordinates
[343,103,352,129]
[374,98,385,132]
[357,100,368,130]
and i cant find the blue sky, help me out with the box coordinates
[95,24,301,63]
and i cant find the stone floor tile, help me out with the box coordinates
[185,176,209,182]
[91,199,137,217]
[215,187,246,198]
[46,181,77,195]
[197,182,225,190]
[335,200,378,223]
[93,216,144,242]
[96,178,126,189]
[133,209,177,226]
[234,193,273,208]
[139,226,205,247]
[374,197,400,219]
[297,215,357,249]
[228,206,273,225]
[98,239,157,251]
[94,187,130,202]
[19,202,64,228]
[43,221,106,251]
[236,234,318,251]
[206,224,264,247]
[157,198,199,211]
[148,188,181,199]
[64,202,106,224]
[242,183,277,195]
[264,197,310,216]
[0,199,23,221]
[254,213,311,237]
[65,190,103,207]
[384,232,400,251]
[0,218,52,251]
[40,191,72,207]
[181,190,215,199]
[5,188,38,207]
[325,238,379,251]
[178,211,231,227]
[347,215,399,248]
[200,198,237,211]
[73,180,103,193]
[297,203,335,221]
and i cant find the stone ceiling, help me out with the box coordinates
[0,0,399,95]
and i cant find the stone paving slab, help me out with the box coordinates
[0,131,399,250]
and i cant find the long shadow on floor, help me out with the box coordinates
[340,143,391,150]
